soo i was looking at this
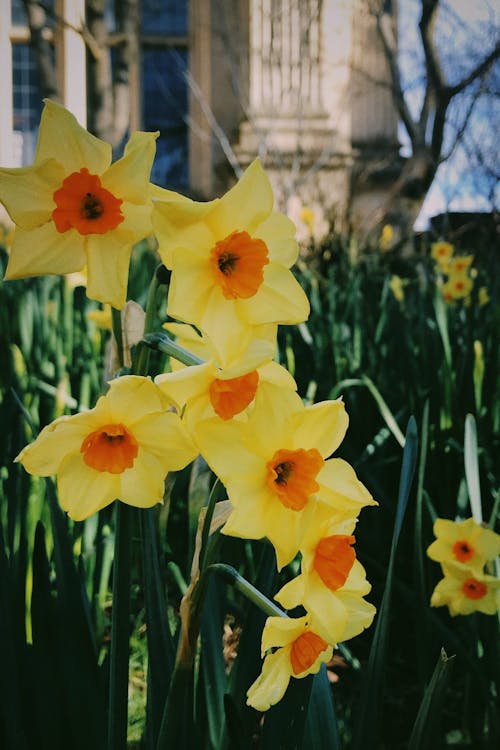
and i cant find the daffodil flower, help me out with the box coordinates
[152,159,310,363]
[246,615,333,712]
[156,355,296,428]
[431,240,454,271]
[195,389,375,569]
[430,562,500,616]
[0,100,158,308]
[427,517,500,571]
[274,509,376,643]
[16,376,197,520]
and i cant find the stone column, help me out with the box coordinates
[0,1,14,168]
[55,0,87,127]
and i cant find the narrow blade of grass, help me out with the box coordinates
[408,648,455,750]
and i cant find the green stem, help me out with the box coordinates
[107,503,131,750]
[206,563,286,618]
[142,331,204,367]
[198,479,222,574]
[111,307,124,368]
[132,266,163,375]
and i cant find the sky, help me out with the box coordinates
[398,0,499,228]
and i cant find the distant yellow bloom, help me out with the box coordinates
[87,305,112,331]
[0,100,158,308]
[431,241,454,271]
[195,389,375,569]
[478,287,490,307]
[300,207,315,234]
[389,275,405,302]
[441,273,473,302]
[16,376,197,520]
[274,509,376,643]
[152,159,309,363]
[430,562,500,616]
[246,615,333,711]
[449,255,473,274]
[379,224,394,252]
[427,518,500,572]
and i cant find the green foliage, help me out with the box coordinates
[1,232,499,749]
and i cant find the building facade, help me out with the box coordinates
[0,0,400,234]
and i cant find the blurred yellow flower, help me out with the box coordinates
[427,517,500,572]
[441,273,473,302]
[195,388,375,569]
[16,376,197,520]
[389,275,405,302]
[449,255,473,274]
[478,286,490,307]
[431,240,454,271]
[379,224,394,252]
[152,159,309,363]
[87,305,112,331]
[274,509,376,643]
[246,615,333,711]
[0,100,158,309]
[430,562,500,616]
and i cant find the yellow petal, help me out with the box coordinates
[105,375,167,422]
[102,130,158,204]
[246,649,291,711]
[57,452,120,520]
[35,99,111,174]
[118,449,167,508]
[208,159,273,238]
[168,248,214,322]
[254,213,299,267]
[335,594,376,642]
[114,201,154,244]
[274,575,307,610]
[155,363,214,409]
[261,616,308,653]
[302,579,348,643]
[238,262,310,325]
[318,458,376,511]
[16,411,97,476]
[5,222,85,280]
[195,419,264,483]
[0,159,64,229]
[132,412,197,470]
[85,234,133,308]
[153,201,216,268]
[291,400,348,458]
[200,289,262,366]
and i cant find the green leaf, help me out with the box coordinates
[351,417,418,750]
[303,665,342,750]
[408,649,455,750]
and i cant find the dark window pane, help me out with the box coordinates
[141,0,187,36]
[11,0,55,27]
[12,43,45,165]
[142,47,188,190]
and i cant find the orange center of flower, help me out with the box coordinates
[52,168,124,235]
[266,447,324,511]
[313,535,356,590]
[81,423,138,474]
[290,631,328,675]
[462,577,487,600]
[210,230,269,299]
[455,280,464,291]
[209,370,259,420]
[452,539,474,563]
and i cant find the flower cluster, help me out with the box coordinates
[427,517,500,616]
[431,240,488,306]
[1,101,376,711]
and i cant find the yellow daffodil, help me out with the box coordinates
[156,359,296,428]
[379,224,394,252]
[441,273,473,303]
[478,287,490,307]
[449,255,473,274]
[431,241,454,271]
[152,159,310,363]
[16,375,197,520]
[195,389,375,569]
[246,615,333,711]
[162,321,278,373]
[430,562,500,616]
[389,275,405,302]
[427,518,500,571]
[0,100,158,309]
[274,509,376,643]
